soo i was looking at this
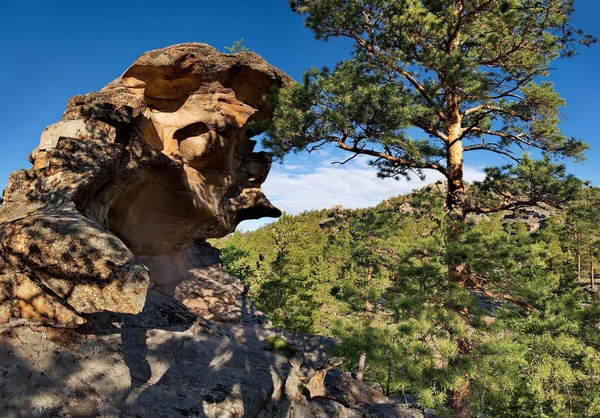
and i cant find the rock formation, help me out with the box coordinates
[0,43,287,327]
[0,44,422,417]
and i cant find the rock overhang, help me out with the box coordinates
[0,43,291,326]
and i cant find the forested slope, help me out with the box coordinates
[212,184,600,416]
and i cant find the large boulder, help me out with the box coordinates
[0,43,289,327]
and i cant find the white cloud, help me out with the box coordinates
[279,164,304,171]
[237,157,485,232]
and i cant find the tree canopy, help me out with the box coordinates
[254,3,597,414]
[265,0,595,218]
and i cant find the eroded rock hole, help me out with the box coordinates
[173,122,210,143]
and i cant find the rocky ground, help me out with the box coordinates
[0,282,423,417]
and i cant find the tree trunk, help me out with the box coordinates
[386,357,392,396]
[575,233,581,280]
[590,240,596,292]
[446,120,473,418]
[444,7,465,223]
[446,120,469,286]
[577,247,581,280]
[446,125,467,222]
[365,265,373,313]
[452,379,473,418]
[356,352,366,382]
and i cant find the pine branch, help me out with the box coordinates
[335,136,447,175]
[463,144,520,163]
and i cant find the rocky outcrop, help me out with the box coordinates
[0,265,422,418]
[0,43,289,327]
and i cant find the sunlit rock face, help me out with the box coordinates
[103,44,287,254]
[0,43,290,326]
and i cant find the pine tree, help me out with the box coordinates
[224,38,250,53]
[215,185,600,415]
[566,187,600,292]
[263,4,594,413]
[265,0,594,220]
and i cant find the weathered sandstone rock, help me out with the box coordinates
[0,43,289,326]
[39,119,117,151]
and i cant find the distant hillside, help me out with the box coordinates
[212,181,561,337]
[376,180,553,230]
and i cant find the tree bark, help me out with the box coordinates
[356,352,366,382]
[577,236,581,281]
[386,357,392,396]
[365,265,373,313]
[446,122,467,222]
[446,119,469,285]
[590,240,596,292]
[446,118,473,418]
[446,139,471,287]
[452,379,473,418]
[445,20,473,413]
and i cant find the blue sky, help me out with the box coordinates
[2,1,599,231]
